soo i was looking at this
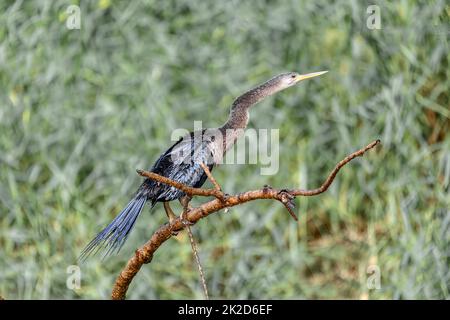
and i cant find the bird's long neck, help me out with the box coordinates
[220,77,280,130]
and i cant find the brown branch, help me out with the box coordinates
[136,169,225,199]
[200,162,222,192]
[111,139,380,300]
[289,139,380,196]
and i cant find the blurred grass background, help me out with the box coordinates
[0,0,449,299]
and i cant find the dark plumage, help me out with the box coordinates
[80,70,327,261]
[140,131,214,203]
[80,132,214,260]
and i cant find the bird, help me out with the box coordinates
[79,70,327,260]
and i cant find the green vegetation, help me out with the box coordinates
[0,0,448,299]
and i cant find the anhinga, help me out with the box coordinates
[80,70,327,260]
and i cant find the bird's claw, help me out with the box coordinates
[182,219,194,226]
[167,220,180,236]
[180,211,194,227]
[181,214,194,226]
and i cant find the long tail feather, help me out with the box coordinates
[79,196,148,262]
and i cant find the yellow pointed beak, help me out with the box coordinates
[296,70,328,82]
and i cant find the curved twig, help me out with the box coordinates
[200,162,222,192]
[111,139,380,299]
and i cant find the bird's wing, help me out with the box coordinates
[139,131,215,202]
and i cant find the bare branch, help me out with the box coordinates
[136,169,224,200]
[111,140,380,300]
[200,162,222,192]
[290,139,380,196]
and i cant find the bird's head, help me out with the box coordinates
[231,70,329,114]
[273,71,328,90]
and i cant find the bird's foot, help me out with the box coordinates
[164,201,181,236]
[179,195,194,226]
[180,211,194,227]
[169,218,181,236]
[179,195,193,210]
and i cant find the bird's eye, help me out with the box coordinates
[291,74,296,78]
